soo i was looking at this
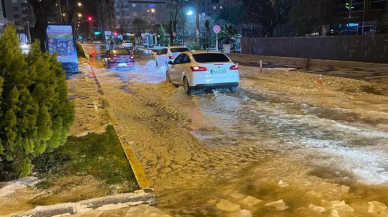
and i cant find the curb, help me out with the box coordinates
[83,45,152,190]
[7,191,156,217]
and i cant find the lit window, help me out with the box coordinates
[213,6,216,9]
[132,4,136,7]
[220,6,223,9]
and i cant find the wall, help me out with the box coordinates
[241,35,388,63]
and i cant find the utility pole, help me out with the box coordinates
[196,0,199,46]
[362,0,366,35]
[348,0,353,34]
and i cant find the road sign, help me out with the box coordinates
[213,25,221,34]
[172,32,176,37]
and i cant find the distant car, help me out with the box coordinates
[155,46,190,67]
[166,51,240,95]
[122,41,133,49]
[103,48,134,68]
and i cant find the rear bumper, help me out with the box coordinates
[191,82,239,90]
[108,61,135,67]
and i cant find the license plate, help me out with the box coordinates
[118,63,127,66]
[211,69,226,74]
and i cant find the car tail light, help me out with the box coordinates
[190,66,207,72]
[230,63,239,70]
[169,56,175,59]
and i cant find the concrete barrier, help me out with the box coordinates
[241,35,388,63]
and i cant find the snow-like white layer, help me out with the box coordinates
[0,176,39,198]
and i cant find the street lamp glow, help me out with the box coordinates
[151,8,155,13]
[187,11,193,16]
[78,13,82,17]
[78,2,82,6]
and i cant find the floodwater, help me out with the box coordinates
[76,44,388,216]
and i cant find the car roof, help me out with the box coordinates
[164,46,189,49]
[181,50,224,55]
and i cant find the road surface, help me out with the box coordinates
[76,44,388,217]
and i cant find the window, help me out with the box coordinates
[132,3,136,7]
[193,53,230,63]
[133,12,137,16]
[171,48,190,53]
[149,4,155,7]
[213,6,216,9]
[181,54,191,63]
[15,22,20,26]
[14,14,19,18]
[211,0,220,3]
[111,49,130,55]
[220,6,223,9]
[13,7,19,11]
[161,49,168,54]
[12,0,17,3]
[173,54,184,64]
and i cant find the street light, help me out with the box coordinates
[187,11,193,16]
[78,2,82,7]
[78,13,82,18]
[151,8,155,13]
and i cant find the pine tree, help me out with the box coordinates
[159,24,166,45]
[0,25,74,179]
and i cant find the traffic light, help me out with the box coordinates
[88,16,93,22]
[114,32,118,36]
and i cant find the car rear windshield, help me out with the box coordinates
[170,48,190,53]
[193,53,230,63]
[111,49,130,55]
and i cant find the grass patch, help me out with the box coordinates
[33,125,138,193]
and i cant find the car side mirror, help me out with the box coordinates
[168,61,173,65]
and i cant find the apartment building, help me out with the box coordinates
[0,0,34,39]
[0,0,7,32]
[113,0,168,32]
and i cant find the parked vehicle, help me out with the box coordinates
[122,41,133,49]
[102,48,134,68]
[166,51,240,95]
[155,46,190,67]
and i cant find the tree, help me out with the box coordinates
[221,24,238,44]
[0,25,74,179]
[132,18,149,46]
[289,0,319,36]
[216,3,246,31]
[158,24,167,45]
[27,0,49,52]
[378,3,388,34]
[245,0,293,37]
[167,0,184,46]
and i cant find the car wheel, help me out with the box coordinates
[166,71,171,83]
[229,87,237,93]
[183,77,192,95]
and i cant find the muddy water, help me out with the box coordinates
[81,44,388,216]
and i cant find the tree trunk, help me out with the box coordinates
[28,0,48,52]
[169,20,174,46]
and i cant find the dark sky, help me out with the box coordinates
[47,0,97,17]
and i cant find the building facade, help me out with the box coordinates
[0,0,34,40]
[0,0,7,32]
[113,0,168,33]
[198,0,243,16]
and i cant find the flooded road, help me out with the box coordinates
[78,44,388,217]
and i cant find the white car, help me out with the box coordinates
[166,51,240,95]
[122,41,133,49]
[155,46,190,67]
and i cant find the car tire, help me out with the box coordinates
[166,71,171,83]
[183,77,192,95]
[229,87,237,93]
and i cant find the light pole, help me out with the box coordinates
[362,0,366,35]
[56,0,62,23]
[185,10,193,46]
[196,0,199,47]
